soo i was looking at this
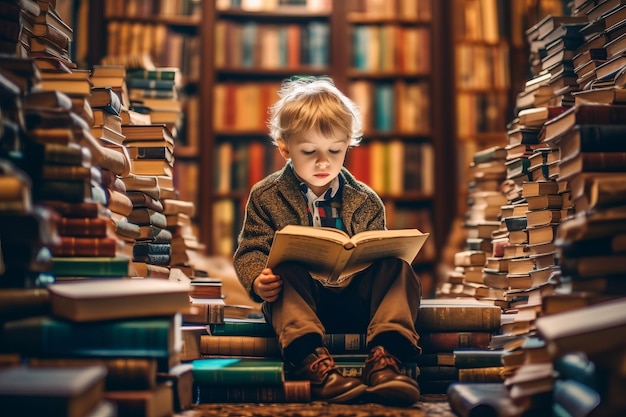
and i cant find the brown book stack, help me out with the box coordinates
[438,145,507,301]
[21,63,131,279]
[18,0,76,71]
[163,198,204,276]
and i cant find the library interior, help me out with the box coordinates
[1,0,626,416]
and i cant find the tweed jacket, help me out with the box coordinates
[233,162,386,302]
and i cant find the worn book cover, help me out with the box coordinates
[0,365,107,417]
[447,382,527,417]
[47,278,190,321]
[266,225,429,286]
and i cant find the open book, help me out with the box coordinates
[266,225,429,286]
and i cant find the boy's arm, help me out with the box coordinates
[233,194,277,303]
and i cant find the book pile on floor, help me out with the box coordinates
[188,298,503,404]
[447,3,626,417]
[0,2,218,416]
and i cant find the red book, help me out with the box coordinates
[418,332,493,353]
[57,217,109,237]
[45,201,105,218]
[51,237,118,257]
[559,151,626,180]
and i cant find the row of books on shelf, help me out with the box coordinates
[455,43,510,90]
[351,25,431,73]
[104,0,203,18]
[211,139,435,196]
[217,0,332,12]
[215,20,330,70]
[212,79,432,135]
[104,21,201,80]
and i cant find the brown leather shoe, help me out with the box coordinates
[293,347,366,403]
[363,346,421,406]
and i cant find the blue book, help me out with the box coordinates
[241,21,258,68]
[374,83,394,132]
[352,25,368,70]
[307,21,329,68]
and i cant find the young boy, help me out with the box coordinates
[233,76,422,406]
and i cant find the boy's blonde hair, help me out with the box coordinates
[268,76,363,147]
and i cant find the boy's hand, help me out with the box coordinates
[253,268,283,302]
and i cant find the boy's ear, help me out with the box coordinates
[277,140,290,158]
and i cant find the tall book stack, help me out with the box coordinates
[0,278,194,416]
[121,123,174,277]
[536,297,626,417]
[415,299,503,395]
[0,55,60,294]
[192,315,309,404]
[437,145,507,301]
[18,0,76,72]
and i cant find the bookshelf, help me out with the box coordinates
[87,0,456,294]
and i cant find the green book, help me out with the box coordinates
[2,315,179,359]
[192,358,284,386]
[453,349,504,369]
[127,68,179,81]
[50,256,130,277]
[209,317,275,337]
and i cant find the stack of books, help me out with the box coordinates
[448,3,626,416]
[1,278,193,416]
[189,298,503,403]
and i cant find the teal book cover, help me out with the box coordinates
[2,315,178,358]
[209,317,275,337]
[192,358,284,386]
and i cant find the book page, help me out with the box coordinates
[266,233,349,284]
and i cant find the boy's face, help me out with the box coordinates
[278,128,349,196]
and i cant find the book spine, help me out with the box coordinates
[126,78,176,91]
[132,243,171,255]
[209,322,276,337]
[324,333,367,354]
[199,335,281,357]
[334,361,421,381]
[50,256,130,277]
[127,69,178,81]
[132,253,171,266]
[51,236,118,257]
[458,366,505,382]
[579,152,626,171]
[416,306,501,332]
[29,357,158,390]
[4,316,176,358]
[453,350,504,368]
[183,303,224,325]
[419,332,493,353]
[191,361,284,386]
[58,217,108,237]
[195,380,310,403]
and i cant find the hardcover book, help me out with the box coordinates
[266,225,429,286]
[447,382,527,417]
[46,278,190,322]
[0,365,107,417]
[192,357,285,386]
[2,315,181,361]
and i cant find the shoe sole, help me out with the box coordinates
[325,383,368,404]
[366,380,421,407]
